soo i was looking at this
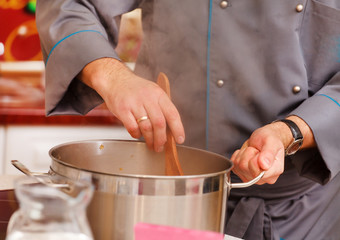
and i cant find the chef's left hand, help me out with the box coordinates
[231,116,316,185]
[230,122,287,185]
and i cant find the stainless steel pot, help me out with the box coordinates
[47,140,263,240]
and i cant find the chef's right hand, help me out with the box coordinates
[78,57,185,152]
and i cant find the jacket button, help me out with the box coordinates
[217,80,225,87]
[220,1,228,9]
[296,4,304,12]
[292,85,301,94]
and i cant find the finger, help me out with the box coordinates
[248,151,262,178]
[132,109,154,150]
[230,149,240,165]
[259,149,285,184]
[144,103,167,152]
[238,147,260,181]
[237,140,249,157]
[119,111,142,139]
[137,118,154,150]
[108,95,143,140]
[159,96,185,144]
[231,149,246,173]
[231,141,248,168]
[231,146,259,182]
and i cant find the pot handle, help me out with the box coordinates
[230,171,265,189]
[11,160,69,188]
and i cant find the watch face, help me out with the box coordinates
[286,139,303,155]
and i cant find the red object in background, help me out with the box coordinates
[0,190,18,240]
[0,0,42,61]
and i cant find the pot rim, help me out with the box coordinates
[49,139,233,180]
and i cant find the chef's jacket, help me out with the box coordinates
[36,0,340,239]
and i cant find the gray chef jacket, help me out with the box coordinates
[36,0,340,239]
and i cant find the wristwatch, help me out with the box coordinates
[276,119,304,156]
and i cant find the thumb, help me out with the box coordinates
[258,152,274,170]
[257,142,282,170]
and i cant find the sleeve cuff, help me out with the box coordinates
[290,93,340,183]
[44,30,119,115]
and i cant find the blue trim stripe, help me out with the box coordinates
[318,94,340,107]
[206,0,213,150]
[45,30,103,64]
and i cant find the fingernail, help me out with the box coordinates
[177,136,184,144]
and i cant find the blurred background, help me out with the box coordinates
[0,0,143,176]
[0,2,144,238]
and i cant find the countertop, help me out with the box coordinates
[0,175,20,191]
[0,176,18,240]
[0,106,120,125]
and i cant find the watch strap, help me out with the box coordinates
[275,119,304,155]
[279,119,302,140]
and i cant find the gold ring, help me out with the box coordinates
[137,116,149,123]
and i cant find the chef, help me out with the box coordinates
[36,0,340,239]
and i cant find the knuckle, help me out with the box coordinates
[140,122,153,132]
[160,136,167,145]
[154,133,167,145]
[238,160,248,172]
[278,168,284,175]
[116,101,131,114]
[153,117,166,129]
[154,140,166,150]
[251,171,261,179]
[256,180,266,185]
[278,164,284,174]
[125,122,138,131]
[266,178,278,185]
[230,150,240,162]
[127,125,140,136]
[167,110,180,122]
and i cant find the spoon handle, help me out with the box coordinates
[157,72,184,176]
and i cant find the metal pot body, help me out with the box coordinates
[49,140,232,240]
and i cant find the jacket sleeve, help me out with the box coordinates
[289,0,340,184]
[36,0,140,115]
[290,73,340,185]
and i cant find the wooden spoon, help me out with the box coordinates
[157,72,184,176]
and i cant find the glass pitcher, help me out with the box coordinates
[6,175,94,240]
